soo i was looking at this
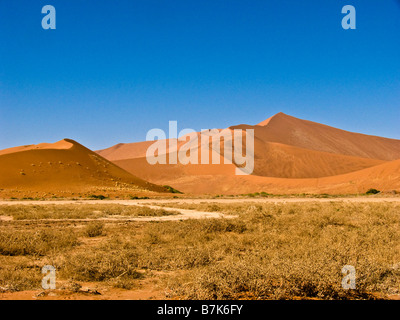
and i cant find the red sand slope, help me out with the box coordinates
[0,139,167,196]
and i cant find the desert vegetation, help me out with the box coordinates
[0,204,178,220]
[0,201,399,299]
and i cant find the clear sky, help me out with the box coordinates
[1,0,399,150]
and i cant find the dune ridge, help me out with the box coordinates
[251,112,400,160]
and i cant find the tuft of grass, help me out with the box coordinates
[0,259,43,292]
[60,245,141,282]
[84,221,104,237]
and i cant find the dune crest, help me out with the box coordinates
[0,139,74,156]
[0,139,168,197]
[249,112,400,160]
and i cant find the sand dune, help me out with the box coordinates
[96,112,400,195]
[100,113,400,164]
[251,141,385,178]
[97,140,170,161]
[250,112,400,160]
[0,139,167,197]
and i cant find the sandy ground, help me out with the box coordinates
[0,277,167,300]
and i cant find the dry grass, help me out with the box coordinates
[84,221,105,237]
[0,228,78,256]
[0,204,179,220]
[0,257,43,292]
[0,201,399,299]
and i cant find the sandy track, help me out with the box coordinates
[0,197,398,222]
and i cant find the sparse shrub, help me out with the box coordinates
[0,264,42,291]
[61,280,82,292]
[61,249,140,282]
[366,188,380,195]
[204,204,221,212]
[108,276,138,290]
[200,219,247,234]
[84,221,104,237]
[163,185,183,194]
[89,194,107,200]
[0,229,78,256]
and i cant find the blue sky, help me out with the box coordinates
[1,0,399,150]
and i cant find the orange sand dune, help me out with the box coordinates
[248,112,400,160]
[96,112,400,195]
[97,140,169,161]
[99,113,393,180]
[143,158,400,195]
[0,139,167,196]
[114,157,236,181]
[252,140,385,178]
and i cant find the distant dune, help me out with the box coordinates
[0,139,168,198]
[98,113,400,195]
[251,112,400,160]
